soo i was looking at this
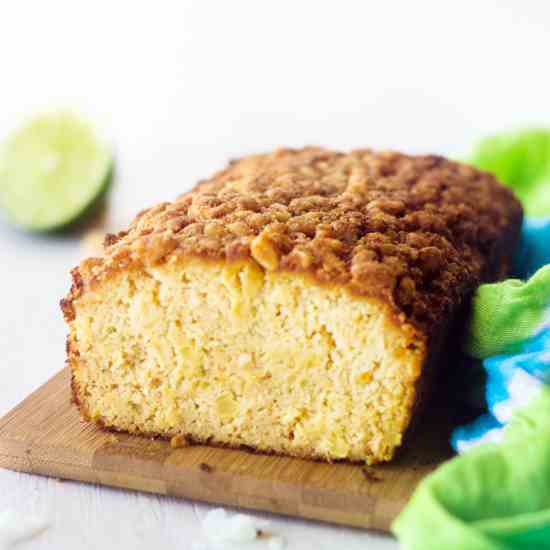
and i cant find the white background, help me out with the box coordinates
[0,1,549,548]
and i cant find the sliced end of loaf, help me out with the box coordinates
[68,256,426,464]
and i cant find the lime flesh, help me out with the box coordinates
[0,112,112,231]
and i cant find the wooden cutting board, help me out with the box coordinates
[0,368,454,532]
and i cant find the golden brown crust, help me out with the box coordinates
[62,147,522,335]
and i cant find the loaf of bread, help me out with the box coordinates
[62,148,522,464]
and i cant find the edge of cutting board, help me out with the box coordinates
[0,368,453,531]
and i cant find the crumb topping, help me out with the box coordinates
[63,147,522,333]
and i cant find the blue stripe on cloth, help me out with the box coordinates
[452,218,550,452]
[451,414,502,451]
[514,217,550,278]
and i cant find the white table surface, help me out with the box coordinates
[1,1,550,548]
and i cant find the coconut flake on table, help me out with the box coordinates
[0,508,49,547]
[203,508,264,543]
[201,508,285,548]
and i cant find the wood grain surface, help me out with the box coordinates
[0,368,454,532]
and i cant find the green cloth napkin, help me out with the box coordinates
[393,390,550,550]
[467,265,550,359]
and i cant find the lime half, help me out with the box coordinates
[0,112,112,231]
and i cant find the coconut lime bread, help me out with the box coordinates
[61,148,522,464]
